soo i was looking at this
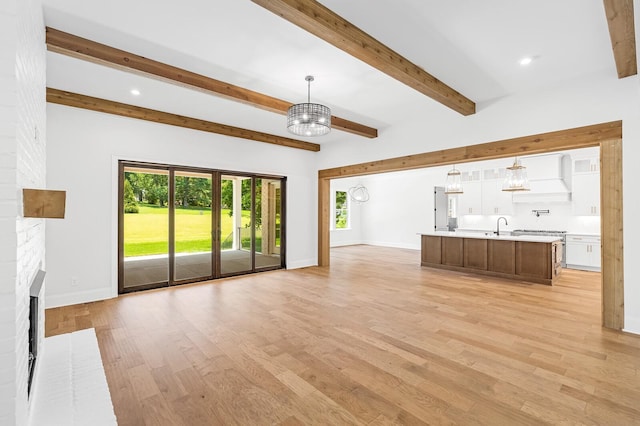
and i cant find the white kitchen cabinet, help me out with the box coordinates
[573,157,599,174]
[481,179,513,215]
[566,235,601,271]
[456,171,482,215]
[457,180,482,215]
[572,172,600,216]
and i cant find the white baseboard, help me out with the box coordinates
[286,258,316,269]
[565,264,601,272]
[45,288,115,309]
[623,315,640,336]
[361,240,420,251]
[330,240,363,247]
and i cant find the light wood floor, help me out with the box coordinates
[45,245,640,425]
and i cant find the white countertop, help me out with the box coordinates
[454,228,510,233]
[420,231,562,243]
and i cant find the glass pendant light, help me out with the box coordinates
[348,184,369,203]
[502,157,530,191]
[444,165,463,194]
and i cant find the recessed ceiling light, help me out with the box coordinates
[130,89,141,96]
[519,57,533,66]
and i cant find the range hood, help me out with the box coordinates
[512,154,571,203]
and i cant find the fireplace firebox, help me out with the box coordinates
[28,270,45,395]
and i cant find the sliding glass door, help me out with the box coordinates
[173,170,214,283]
[121,165,170,291]
[255,178,283,269]
[220,175,253,275]
[119,161,285,293]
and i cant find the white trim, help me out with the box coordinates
[565,264,601,272]
[110,156,119,299]
[330,240,363,247]
[623,316,640,336]
[45,288,115,309]
[286,258,316,269]
[362,240,421,250]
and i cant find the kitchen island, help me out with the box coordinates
[420,232,563,285]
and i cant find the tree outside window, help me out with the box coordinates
[335,190,349,229]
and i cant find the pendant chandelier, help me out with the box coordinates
[348,184,370,203]
[287,75,331,137]
[444,165,463,194]
[502,157,530,191]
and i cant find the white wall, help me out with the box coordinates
[358,168,443,250]
[0,0,46,424]
[317,72,640,334]
[45,105,318,307]
[329,177,363,247]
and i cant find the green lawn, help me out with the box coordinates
[124,204,253,257]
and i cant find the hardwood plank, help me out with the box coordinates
[127,364,161,401]
[173,367,237,424]
[250,0,475,116]
[149,365,188,403]
[603,0,637,78]
[45,245,640,425]
[600,139,624,329]
[46,27,377,139]
[47,87,321,152]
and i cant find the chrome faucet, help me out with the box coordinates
[496,217,508,236]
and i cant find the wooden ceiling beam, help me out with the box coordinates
[251,0,475,116]
[603,0,637,78]
[45,27,377,139]
[47,88,321,152]
[318,121,622,178]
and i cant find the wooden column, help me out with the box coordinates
[600,139,624,329]
[318,177,330,266]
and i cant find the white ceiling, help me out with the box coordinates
[43,0,617,146]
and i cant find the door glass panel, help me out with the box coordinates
[122,167,169,289]
[256,178,282,269]
[220,175,253,275]
[174,170,213,281]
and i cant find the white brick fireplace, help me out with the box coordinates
[0,0,46,424]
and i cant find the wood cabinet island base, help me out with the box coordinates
[420,234,563,285]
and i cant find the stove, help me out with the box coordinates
[511,230,567,267]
